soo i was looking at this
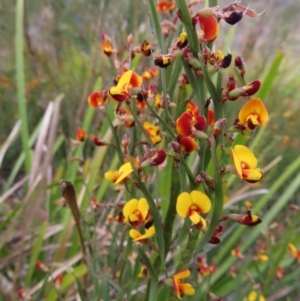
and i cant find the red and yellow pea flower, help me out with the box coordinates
[231,247,244,258]
[143,121,162,145]
[140,149,167,167]
[276,266,284,280]
[176,190,211,228]
[154,54,174,68]
[129,225,155,242]
[115,106,135,127]
[88,90,108,109]
[176,111,207,138]
[123,198,150,227]
[156,1,176,13]
[104,158,138,184]
[177,136,199,154]
[227,79,261,101]
[138,264,149,278]
[197,256,217,277]
[244,291,266,301]
[90,198,100,211]
[101,39,114,57]
[75,127,87,142]
[237,98,269,131]
[231,145,263,183]
[54,274,63,289]
[171,270,195,300]
[36,260,49,272]
[208,224,224,244]
[176,32,188,49]
[109,70,142,102]
[141,67,158,81]
[140,40,152,56]
[108,212,125,224]
[196,13,219,42]
[288,243,300,263]
[228,209,262,227]
[18,288,30,300]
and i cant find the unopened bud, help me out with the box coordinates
[127,34,134,46]
[221,53,232,68]
[141,149,167,167]
[193,130,208,140]
[224,11,243,25]
[213,118,227,139]
[241,80,261,96]
[121,134,130,150]
[140,40,151,56]
[187,57,201,69]
[176,32,188,49]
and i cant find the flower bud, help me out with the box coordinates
[176,32,188,49]
[213,118,226,139]
[141,149,167,167]
[140,40,152,56]
[224,11,243,25]
[186,57,202,69]
[220,53,232,68]
[127,34,134,46]
[154,54,173,68]
[75,127,87,142]
[121,134,130,150]
[193,130,208,140]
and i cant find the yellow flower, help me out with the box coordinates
[123,198,149,227]
[172,270,195,300]
[244,291,265,301]
[176,191,211,227]
[238,98,269,130]
[143,121,162,145]
[104,158,138,184]
[231,145,263,183]
[108,70,142,102]
[129,226,155,242]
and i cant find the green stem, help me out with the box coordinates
[196,137,223,253]
[146,102,175,139]
[161,69,174,123]
[127,104,154,147]
[175,0,199,57]
[16,0,31,175]
[147,0,164,53]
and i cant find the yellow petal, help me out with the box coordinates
[190,190,211,213]
[176,192,192,218]
[104,170,119,182]
[242,168,263,182]
[174,269,190,282]
[133,226,155,241]
[116,162,133,184]
[123,199,138,220]
[239,98,269,125]
[231,148,243,178]
[247,291,266,301]
[189,211,201,224]
[138,198,149,220]
[233,145,257,169]
[288,243,297,255]
[129,229,141,240]
[117,70,133,90]
[178,283,195,296]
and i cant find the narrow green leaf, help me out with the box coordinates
[25,222,48,286]
[196,138,223,253]
[16,0,31,175]
[46,264,88,301]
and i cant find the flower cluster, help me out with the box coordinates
[75,1,270,299]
